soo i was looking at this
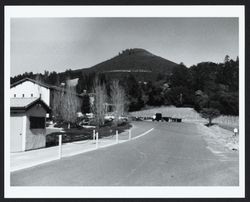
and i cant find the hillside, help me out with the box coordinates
[11,48,179,84]
[73,48,178,81]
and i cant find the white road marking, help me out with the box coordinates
[132,128,154,140]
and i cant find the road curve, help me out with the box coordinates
[11,121,239,186]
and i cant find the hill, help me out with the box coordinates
[72,48,178,81]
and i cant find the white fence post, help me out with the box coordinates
[116,130,119,143]
[129,129,131,140]
[58,134,62,159]
[93,130,95,142]
[234,128,238,136]
[96,132,99,149]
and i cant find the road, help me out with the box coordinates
[11,121,239,186]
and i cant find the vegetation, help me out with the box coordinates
[130,106,238,128]
[61,85,81,128]
[91,79,108,127]
[51,87,63,121]
[52,81,81,128]
[46,122,131,147]
[81,91,91,114]
[110,80,128,126]
[199,108,220,126]
[11,50,239,116]
[130,106,201,122]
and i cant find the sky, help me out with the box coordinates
[11,17,238,77]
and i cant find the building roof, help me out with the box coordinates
[10,97,38,108]
[11,77,83,97]
[11,77,51,89]
[10,97,51,113]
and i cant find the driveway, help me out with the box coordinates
[11,121,239,186]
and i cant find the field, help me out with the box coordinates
[129,106,239,128]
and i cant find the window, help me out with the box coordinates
[29,116,45,129]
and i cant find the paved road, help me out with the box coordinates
[11,121,239,186]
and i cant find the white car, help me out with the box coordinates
[86,113,94,119]
[104,115,115,121]
[119,116,128,121]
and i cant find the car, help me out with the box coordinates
[152,113,163,121]
[86,113,94,119]
[119,116,128,121]
[104,115,115,121]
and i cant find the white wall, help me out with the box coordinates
[11,81,50,106]
[10,113,25,152]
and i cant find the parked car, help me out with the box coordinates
[119,116,129,121]
[152,113,163,121]
[86,113,94,119]
[104,115,115,121]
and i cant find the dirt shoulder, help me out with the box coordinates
[196,123,239,152]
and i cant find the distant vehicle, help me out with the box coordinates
[104,115,115,121]
[77,112,84,117]
[152,113,163,121]
[119,116,129,121]
[86,113,94,119]
[46,120,53,127]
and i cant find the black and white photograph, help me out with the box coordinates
[4,5,245,198]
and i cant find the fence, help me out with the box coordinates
[57,129,132,159]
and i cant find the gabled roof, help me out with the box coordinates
[10,97,51,113]
[11,77,83,97]
[10,97,38,108]
[11,77,51,89]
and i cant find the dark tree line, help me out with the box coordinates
[11,71,61,86]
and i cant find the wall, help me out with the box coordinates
[10,113,25,152]
[11,80,50,106]
[25,104,47,151]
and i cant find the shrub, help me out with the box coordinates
[200,108,220,126]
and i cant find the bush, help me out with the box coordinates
[46,122,132,147]
[200,108,220,126]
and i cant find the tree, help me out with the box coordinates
[61,84,81,128]
[170,64,191,88]
[124,74,144,111]
[92,78,108,127]
[81,91,91,114]
[110,80,127,126]
[200,108,220,126]
[147,82,164,106]
[224,55,230,63]
[51,87,63,122]
[194,90,209,111]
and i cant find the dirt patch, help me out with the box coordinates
[196,123,239,152]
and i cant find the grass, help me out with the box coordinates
[213,116,239,128]
[130,106,202,122]
[129,106,239,128]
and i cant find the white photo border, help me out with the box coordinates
[4,5,245,198]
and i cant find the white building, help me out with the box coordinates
[10,97,50,152]
[11,78,51,107]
